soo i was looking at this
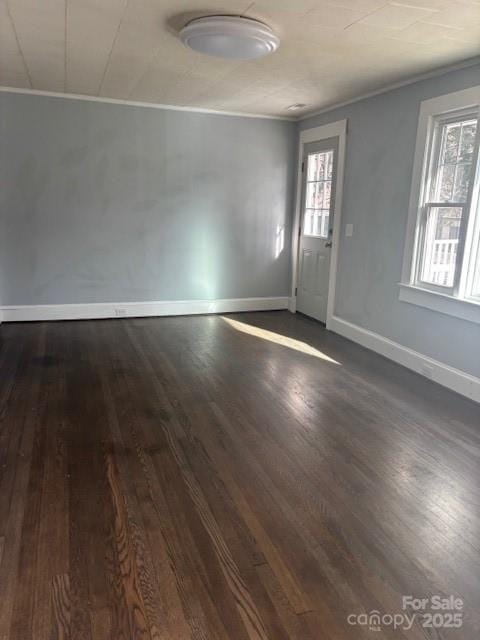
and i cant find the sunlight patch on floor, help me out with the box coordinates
[221,316,340,364]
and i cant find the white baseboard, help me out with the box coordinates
[2,300,477,402]
[329,315,480,404]
[0,296,289,323]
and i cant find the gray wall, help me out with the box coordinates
[0,93,296,305]
[2,65,479,378]
[299,62,480,378]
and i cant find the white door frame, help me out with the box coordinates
[289,119,347,329]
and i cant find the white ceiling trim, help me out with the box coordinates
[2,56,479,123]
[299,55,480,121]
[0,86,295,122]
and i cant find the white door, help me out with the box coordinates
[296,138,338,323]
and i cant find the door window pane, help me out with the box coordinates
[303,149,334,237]
[304,210,315,236]
[306,182,324,209]
[326,152,333,180]
[323,181,332,210]
[307,153,325,181]
[420,207,462,287]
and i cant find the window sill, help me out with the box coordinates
[398,283,480,325]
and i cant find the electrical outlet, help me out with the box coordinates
[345,223,353,237]
[114,308,127,317]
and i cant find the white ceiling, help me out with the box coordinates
[1,0,479,118]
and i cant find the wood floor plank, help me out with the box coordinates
[120,322,274,639]
[2,327,46,640]
[96,320,225,639]
[0,312,479,639]
[32,325,70,640]
[51,573,71,640]
[98,397,183,640]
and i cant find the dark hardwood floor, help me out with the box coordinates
[0,311,479,639]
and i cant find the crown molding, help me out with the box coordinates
[299,56,480,122]
[2,56,479,124]
[0,86,295,122]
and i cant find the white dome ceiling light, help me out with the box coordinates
[179,16,280,60]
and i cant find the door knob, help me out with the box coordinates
[325,241,332,248]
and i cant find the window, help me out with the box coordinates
[418,113,478,293]
[401,87,480,323]
[303,149,333,238]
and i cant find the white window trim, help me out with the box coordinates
[399,283,480,324]
[400,85,480,325]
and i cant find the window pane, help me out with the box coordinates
[453,164,471,202]
[304,210,315,235]
[458,121,477,163]
[306,150,334,181]
[307,153,325,181]
[443,122,461,163]
[438,164,455,202]
[303,209,329,237]
[304,149,334,237]
[306,182,324,209]
[326,152,333,179]
[324,180,332,209]
[421,207,462,287]
[311,210,329,237]
[434,118,477,204]
[306,178,332,209]
[319,210,329,237]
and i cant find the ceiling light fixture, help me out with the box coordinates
[179,16,280,60]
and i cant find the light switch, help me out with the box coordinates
[345,224,353,237]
